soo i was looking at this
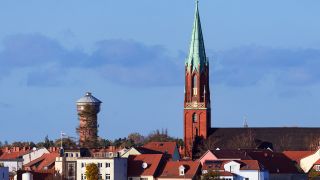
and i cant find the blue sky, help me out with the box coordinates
[1,0,320,143]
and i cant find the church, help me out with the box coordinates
[183,1,320,158]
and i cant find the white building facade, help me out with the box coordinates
[76,157,127,180]
[0,159,23,172]
[224,161,269,180]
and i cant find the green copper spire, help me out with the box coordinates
[186,0,208,72]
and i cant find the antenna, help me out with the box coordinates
[243,115,248,128]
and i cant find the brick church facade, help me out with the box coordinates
[184,1,211,158]
[184,1,320,158]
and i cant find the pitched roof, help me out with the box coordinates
[248,150,303,174]
[202,160,261,171]
[0,150,31,160]
[239,160,261,170]
[207,127,320,151]
[143,142,177,159]
[135,147,163,154]
[283,151,314,163]
[24,152,59,171]
[158,161,200,179]
[128,154,163,177]
[210,149,253,160]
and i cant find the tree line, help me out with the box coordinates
[0,129,183,149]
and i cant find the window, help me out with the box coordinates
[98,174,102,180]
[106,163,110,168]
[81,174,86,180]
[316,165,320,171]
[140,178,148,180]
[98,163,102,168]
[192,113,197,123]
[65,153,68,157]
[193,75,197,96]
[195,128,198,136]
[81,163,85,168]
[70,153,73,157]
[245,178,249,180]
[193,75,197,87]
[105,174,110,179]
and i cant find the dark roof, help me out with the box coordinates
[135,147,163,154]
[247,150,303,174]
[208,127,320,151]
[210,149,253,160]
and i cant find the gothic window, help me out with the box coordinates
[193,75,197,95]
[192,113,197,123]
[195,128,198,136]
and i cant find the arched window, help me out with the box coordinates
[192,113,197,123]
[193,76,197,96]
[193,75,197,88]
[195,128,198,137]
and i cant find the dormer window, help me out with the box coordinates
[179,165,185,176]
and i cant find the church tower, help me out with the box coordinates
[184,1,211,158]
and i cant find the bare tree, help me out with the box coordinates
[227,130,256,149]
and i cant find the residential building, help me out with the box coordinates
[0,147,30,172]
[76,157,127,180]
[201,160,268,180]
[157,161,201,180]
[55,148,90,180]
[127,154,164,180]
[24,152,59,172]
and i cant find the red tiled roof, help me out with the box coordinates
[283,151,314,163]
[239,160,261,170]
[0,150,31,160]
[24,152,59,171]
[159,161,200,179]
[128,154,163,177]
[143,142,177,158]
[314,159,320,165]
[202,160,261,171]
[218,171,234,176]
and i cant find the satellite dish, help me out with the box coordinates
[142,162,148,169]
[32,147,37,151]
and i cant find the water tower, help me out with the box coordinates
[76,92,102,148]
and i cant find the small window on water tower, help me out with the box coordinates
[192,113,197,123]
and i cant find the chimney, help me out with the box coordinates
[14,147,20,152]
